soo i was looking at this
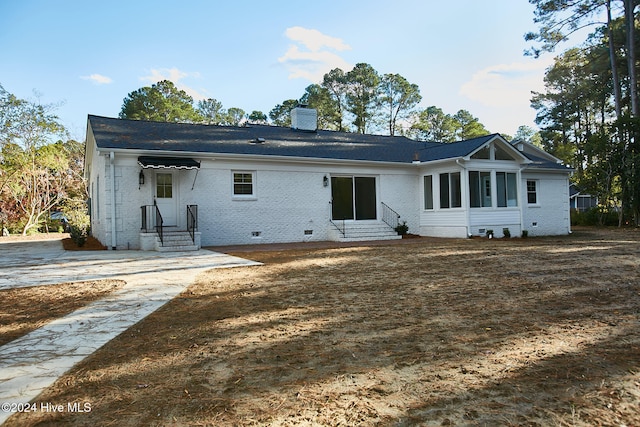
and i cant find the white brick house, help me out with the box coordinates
[84,108,572,250]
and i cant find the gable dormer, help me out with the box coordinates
[467,135,529,163]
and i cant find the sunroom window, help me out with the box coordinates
[496,172,518,207]
[439,172,461,208]
[495,145,515,161]
[469,171,492,208]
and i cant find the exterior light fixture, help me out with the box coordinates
[323,175,329,187]
[138,170,145,189]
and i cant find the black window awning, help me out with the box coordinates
[137,156,200,170]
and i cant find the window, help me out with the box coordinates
[470,142,516,161]
[469,171,492,208]
[439,172,461,209]
[233,172,255,196]
[527,180,538,204]
[494,145,515,160]
[496,172,518,207]
[424,175,433,210]
[156,173,173,198]
[471,146,490,159]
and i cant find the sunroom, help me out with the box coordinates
[420,136,530,238]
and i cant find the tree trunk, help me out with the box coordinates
[626,0,639,116]
[608,0,623,119]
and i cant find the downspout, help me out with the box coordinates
[456,159,470,237]
[109,151,117,250]
[518,165,526,237]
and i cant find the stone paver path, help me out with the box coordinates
[0,238,260,425]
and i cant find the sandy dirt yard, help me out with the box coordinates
[4,227,640,426]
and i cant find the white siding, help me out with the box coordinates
[469,209,521,237]
[418,162,468,237]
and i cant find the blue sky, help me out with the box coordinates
[0,0,557,140]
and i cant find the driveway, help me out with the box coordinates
[0,237,260,425]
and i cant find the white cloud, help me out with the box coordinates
[81,74,112,84]
[140,67,207,101]
[459,58,553,108]
[284,26,351,52]
[278,26,352,82]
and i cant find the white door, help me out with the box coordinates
[155,172,177,226]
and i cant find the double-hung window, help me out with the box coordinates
[439,172,461,208]
[233,171,255,197]
[527,180,538,204]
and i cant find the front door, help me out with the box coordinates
[331,176,377,220]
[155,172,177,226]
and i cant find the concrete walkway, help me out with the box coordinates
[0,238,260,425]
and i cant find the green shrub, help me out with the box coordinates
[571,207,618,226]
[395,221,409,235]
[66,209,90,247]
[502,228,511,238]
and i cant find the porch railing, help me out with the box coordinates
[381,202,401,230]
[141,203,164,246]
[329,218,346,237]
[328,201,346,237]
[186,204,198,243]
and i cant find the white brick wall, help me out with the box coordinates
[522,171,571,236]
[85,144,571,249]
[194,161,418,246]
[195,164,332,246]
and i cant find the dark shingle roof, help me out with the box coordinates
[89,115,437,164]
[88,116,569,172]
[418,134,498,161]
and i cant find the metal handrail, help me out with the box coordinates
[329,218,346,237]
[140,204,164,246]
[328,201,346,237]
[186,205,198,243]
[154,203,164,246]
[381,202,401,230]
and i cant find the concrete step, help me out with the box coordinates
[155,231,199,252]
[328,221,402,242]
[156,244,199,252]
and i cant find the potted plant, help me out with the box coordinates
[395,221,409,236]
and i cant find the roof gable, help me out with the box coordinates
[419,134,528,163]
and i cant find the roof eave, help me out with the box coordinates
[100,147,416,168]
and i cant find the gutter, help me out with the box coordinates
[97,147,420,169]
[109,151,117,250]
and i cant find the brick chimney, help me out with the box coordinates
[290,105,317,131]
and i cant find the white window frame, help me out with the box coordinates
[232,171,257,199]
[527,179,539,206]
[439,172,461,209]
[496,172,518,207]
[423,175,434,210]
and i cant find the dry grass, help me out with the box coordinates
[0,280,125,346]
[5,227,640,426]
